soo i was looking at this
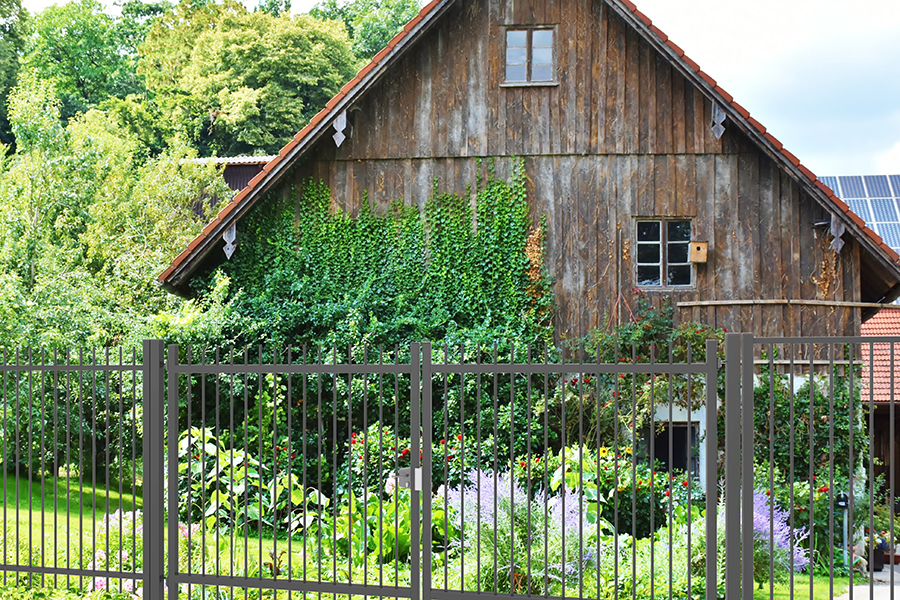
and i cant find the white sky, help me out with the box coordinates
[20,0,900,176]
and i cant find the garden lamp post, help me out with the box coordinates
[835,492,849,568]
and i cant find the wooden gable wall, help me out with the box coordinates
[279,0,861,340]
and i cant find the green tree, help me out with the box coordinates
[0,72,231,347]
[21,0,143,118]
[0,0,25,147]
[311,0,419,60]
[139,2,357,155]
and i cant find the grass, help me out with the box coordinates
[753,575,850,600]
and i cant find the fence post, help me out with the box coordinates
[142,340,165,600]
[724,333,741,600]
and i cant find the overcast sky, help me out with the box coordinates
[21,0,900,176]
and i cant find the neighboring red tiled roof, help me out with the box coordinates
[158,0,900,289]
[861,307,900,404]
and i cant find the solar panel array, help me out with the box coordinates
[820,175,900,253]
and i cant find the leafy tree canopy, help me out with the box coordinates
[0,72,231,347]
[20,0,153,119]
[138,0,357,155]
[311,0,419,60]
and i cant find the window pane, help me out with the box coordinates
[532,47,552,64]
[531,64,553,82]
[507,30,527,47]
[532,29,553,47]
[506,64,527,82]
[637,221,660,241]
[637,243,660,264]
[667,242,688,264]
[668,220,691,241]
[638,265,661,286]
[506,47,527,65]
[668,265,691,286]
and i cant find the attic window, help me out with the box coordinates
[636,220,692,287]
[504,28,555,85]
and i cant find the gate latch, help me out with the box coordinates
[396,467,424,491]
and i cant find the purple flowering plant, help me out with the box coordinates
[742,489,810,587]
[437,467,610,595]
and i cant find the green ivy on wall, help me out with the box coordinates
[202,158,553,349]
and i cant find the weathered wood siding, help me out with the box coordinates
[282,0,861,340]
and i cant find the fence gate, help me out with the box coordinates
[164,342,421,600]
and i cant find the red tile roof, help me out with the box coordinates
[158,0,900,290]
[861,307,900,404]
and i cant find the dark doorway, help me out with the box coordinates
[653,422,700,477]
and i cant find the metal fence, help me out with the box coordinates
[0,335,898,599]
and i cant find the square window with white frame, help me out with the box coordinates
[636,219,692,287]
[504,28,555,84]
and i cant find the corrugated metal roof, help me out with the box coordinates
[189,156,278,165]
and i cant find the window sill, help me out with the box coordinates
[636,286,696,292]
[500,81,560,88]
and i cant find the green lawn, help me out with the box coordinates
[753,575,850,600]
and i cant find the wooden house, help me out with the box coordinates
[158,0,900,344]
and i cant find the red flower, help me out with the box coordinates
[291,453,296,459]
[682,480,689,487]
[722,328,728,333]
[401,448,409,456]
[584,377,591,384]
[619,374,626,379]
[456,434,462,441]
[520,461,527,467]
[440,438,445,445]
[664,490,670,497]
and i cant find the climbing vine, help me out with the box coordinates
[195,159,553,350]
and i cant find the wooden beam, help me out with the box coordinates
[677,298,898,310]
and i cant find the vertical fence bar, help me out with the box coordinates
[741,333,755,600]
[410,342,421,600]
[724,333,741,600]
[167,344,180,600]
[705,339,718,600]
[143,340,165,600]
[421,343,432,600]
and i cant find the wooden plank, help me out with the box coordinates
[683,74,695,154]
[607,10,624,153]
[638,38,651,153]
[694,155,714,315]
[736,145,760,299]
[575,0,591,155]
[623,25,639,153]
[564,1,578,154]
[636,156,655,216]
[694,88,707,153]
[447,6,467,157]
[591,0,607,154]
[713,154,735,329]
[757,155,781,338]
[672,65,686,154]
[487,0,502,154]
[655,54,672,154]
[466,0,488,156]
[617,154,636,295]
